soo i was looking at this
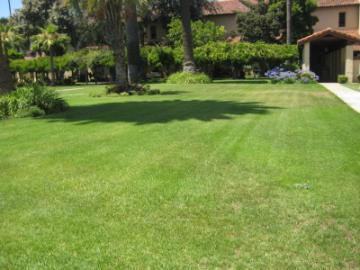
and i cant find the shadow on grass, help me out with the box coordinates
[45,100,282,125]
[160,91,188,95]
[213,80,269,84]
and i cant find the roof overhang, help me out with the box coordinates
[297,28,360,45]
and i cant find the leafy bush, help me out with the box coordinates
[167,18,226,47]
[337,75,348,84]
[0,84,68,119]
[167,72,212,84]
[297,70,319,84]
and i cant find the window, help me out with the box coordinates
[339,12,346,27]
[150,25,157,40]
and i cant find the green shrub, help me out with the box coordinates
[337,75,348,84]
[167,72,212,84]
[167,18,226,47]
[0,84,68,119]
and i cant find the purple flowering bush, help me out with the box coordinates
[296,70,319,84]
[265,67,319,84]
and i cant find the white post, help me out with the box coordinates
[345,45,354,82]
[302,43,310,71]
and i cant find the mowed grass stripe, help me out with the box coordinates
[0,82,359,269]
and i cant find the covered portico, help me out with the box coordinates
[298,28,360,82]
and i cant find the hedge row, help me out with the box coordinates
[10,42,299,76]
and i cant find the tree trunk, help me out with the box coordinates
[125,1,142,84]
[0,37,14,94]
[180,0,196,73]
[104,0,128,89]
[49,47,56,85]
[286,0,292,44]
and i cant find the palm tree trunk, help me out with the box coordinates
[8,0,12,16]
[125,1,141,84]
[49,47,55,85]
[104,0,128,89]
[0,37,14,94]
[286,0,292,44]
[180,0,196,73]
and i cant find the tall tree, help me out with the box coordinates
[125,1,142,84]
[31,24,69,85]
[180,0,196,72]
[0,35,14,93]
[238,0,317,43]
[9,0,56,45]
[73,0,128,88]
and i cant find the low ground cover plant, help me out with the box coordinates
[0,84,68,119]
[337,75,348,84]
[167,72,212,84]
[105,84,161,96]
[265,67,319,84]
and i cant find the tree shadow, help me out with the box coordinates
[160,91,188,95]
[44,100,282,125]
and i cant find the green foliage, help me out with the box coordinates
[337,75,348,84]
[194,42,298,67]
[0,84,68,119]
[10,43,299,79]
[167,18,226,47]
[31,24,70,55]
[167,72,212,84]
[141,46,182,75]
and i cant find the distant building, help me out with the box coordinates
[299,0,360,82]
[143,0,250,44]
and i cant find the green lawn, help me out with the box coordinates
[1,82,359,269]
[345,83,360,91]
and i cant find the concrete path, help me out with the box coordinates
[320,83,360,113]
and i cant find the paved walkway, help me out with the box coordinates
[320,83,360,113]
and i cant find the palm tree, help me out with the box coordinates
[125,0,142,84]
[74,0,128,89]
[1,25,25,55]
[180,0,196,72]
[31,24,69,85]
[0,34,14,94]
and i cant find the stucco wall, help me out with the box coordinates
[204,14,238,33]
[313,5,359,32]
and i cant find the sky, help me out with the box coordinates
[0,0,22,18]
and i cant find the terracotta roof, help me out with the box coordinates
[298,28,360,45]
[203,0,255,16]
[316,0,359,7]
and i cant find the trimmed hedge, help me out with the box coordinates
[10,42,299,79]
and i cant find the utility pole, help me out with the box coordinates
[286,0,291,44]
[8,0,12,16]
